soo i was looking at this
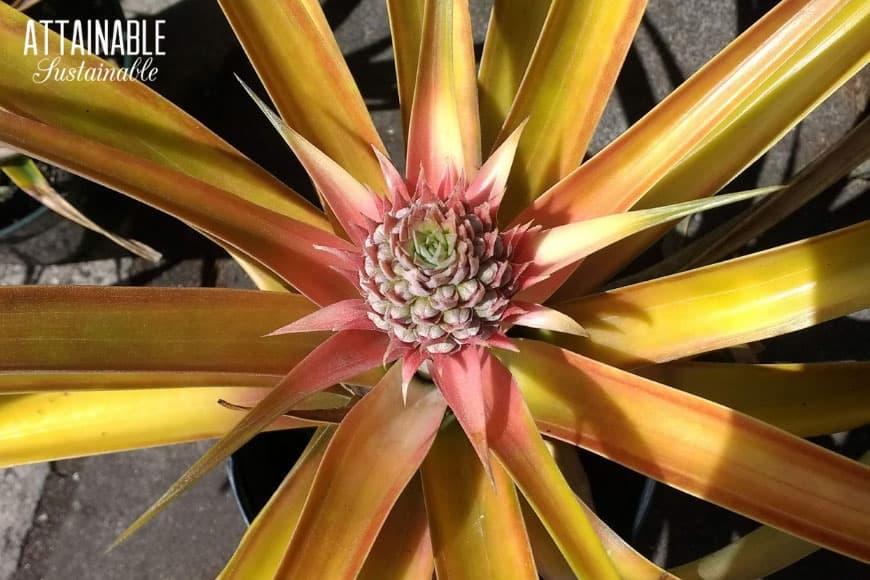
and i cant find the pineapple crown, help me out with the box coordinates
[359,170,527,355]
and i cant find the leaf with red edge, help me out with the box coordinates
[266,299,373,336]
[0,109,357,306]
[421,419,537,579]
[479,349,620,580]
[113,330,389,547]
[219,427,334,580]
[464,121,527,212]
[407,0,480,186]
[517,0,852,229]
[239,79,381,245]
[217,0,387,197]
[503,339,870,562]
[277,365,447,578]
[519,187,777,283]
[431,347,493,480]
[359,477,434,580]
[495,0,646,221]
[0,388,336,467]
[552,221,870,368]
[0,4,323,227]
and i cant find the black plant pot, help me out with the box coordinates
[226,429,315,524]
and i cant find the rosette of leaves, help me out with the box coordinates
[0,1,868,578]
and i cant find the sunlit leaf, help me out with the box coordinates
[495,0,646,221]
[0,387,322,467]
[277,367,447,578]
[219,427,334,580]
[669,453,869,580]
[359,477,434,580]
[406,0,480,185]
[518,0,855,229]
[674,114,870,273]
[114,330,389,547]
[554,221,870,367]
[217,0,386,196]
[0,4,323,225]
[0,109,357,305]
[521,186,777,283]
[421,420,537,579]
[640,361,870,437]
[477,0,552,152]
[561,0,870,295]
[479,350,619,579]
[386,0,425,139]
[504,339,870,561]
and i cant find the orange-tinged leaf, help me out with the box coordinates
[0,371,278,394]
[389,0,494,176]
[640,361,870,437]
[582,502,677,580]
[670,452,870,579]
[266,299,373,336]
[407,0,480,185]
[239,80,380,245]
[521,186,777,283]
[561,0,870,296]
[522,443,674,580]
[681,114,870,272]
[277,366,447,578]
[420,419,537,580]
[114,330,389,547]
[0,286,323,374]
[219,427,334,580]
[480,350,620,580]
[0,5,323,226]
[495,0,646,222]
[503,339,870,562]
[0,109,357,305]
[554,221,870,367]
[508,302,588,337]
[477,0,552,152]
[432,348,493,480]
[386,0,425,139]
[0,387,315,468]
[359,477,434,580]
[518,0,852,229]
[465,121,527,210]
[2,158,161,262]
[217,0,386,196]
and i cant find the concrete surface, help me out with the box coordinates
[0,0,867,578]
[0,465,47,580]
